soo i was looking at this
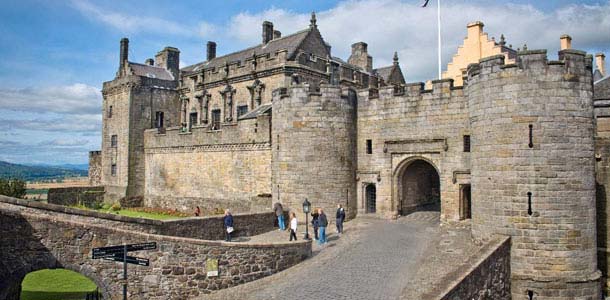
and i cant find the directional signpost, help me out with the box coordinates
[92,242,156,300]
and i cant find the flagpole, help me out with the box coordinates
[437,0,441,79]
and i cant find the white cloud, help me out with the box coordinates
[70,0,196,37]
[0,83,101,115]
[0,114,101,133]
[226,0,610,82]
[38,138,89,147]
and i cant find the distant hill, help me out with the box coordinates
[0,161,88,181]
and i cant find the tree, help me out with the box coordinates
[0,178,27,198]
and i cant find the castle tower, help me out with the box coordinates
[468,50,600,298]
[271,84,357,217]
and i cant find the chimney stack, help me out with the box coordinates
[273,30,282,39]
[597,53,607,77]
[348,42,373,73]
[145,58,154,66]
[262,21,273,44]
[560,34,572,50]
[120,38,129,68]
[155,47,180,80]
[207,41,217,61]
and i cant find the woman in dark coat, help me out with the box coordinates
[311,209,320,240]
[223,209,234,242]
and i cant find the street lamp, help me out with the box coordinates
[302,198,311,240]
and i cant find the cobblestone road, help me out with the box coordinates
[203,212,442,300]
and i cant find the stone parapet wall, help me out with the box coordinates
[0,199,311,300]
[88,151,102,186]
[47,186,105,208]
[0,196,277,241]
[424,236,511,300]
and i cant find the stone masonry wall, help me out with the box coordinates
[469,50,600,299]
[88,151,102,186]
[424,236,511,300]
[0,196,278,241]
[271,85,357,217]
[47,186,105,208]
[0,201,311,300]
[144,114,272,213]
[357,81,470,220]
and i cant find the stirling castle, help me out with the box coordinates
[91,14,610,299]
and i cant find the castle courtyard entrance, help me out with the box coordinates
[397,159,440,215]
[365,184,376,213]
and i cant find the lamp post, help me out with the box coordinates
[302,198,311,240]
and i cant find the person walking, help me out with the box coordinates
[223,209,234,242]
[336,204,346,235]
[194,206,201,217]
[289,212,298,241]
[311,209,320,240]
[317,208,328,245]
[273,202,285,230]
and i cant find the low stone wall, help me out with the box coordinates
[422,236,511,300]
[0,196,278,241]
[47,186,105,208]
[0,206,311,300]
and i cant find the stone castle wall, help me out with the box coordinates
[47,186,105,208]
[143,115,272,213]
[88,151,102,186]
[271,85,357,216]
[469,50,599,299]
[0,196,311,300]
[357,81,470,220]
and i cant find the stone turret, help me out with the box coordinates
[271,85,357,217]
[468,50,599,299]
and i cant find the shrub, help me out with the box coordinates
[0,178,26,198]
[110,202,121,211]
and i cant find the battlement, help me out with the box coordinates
[467,48,593,82]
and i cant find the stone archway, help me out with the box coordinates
[395,158,440,215]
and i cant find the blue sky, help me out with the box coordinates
[0,0,608,165]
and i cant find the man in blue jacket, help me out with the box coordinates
[317,208,328,245]
[223,209,234,242]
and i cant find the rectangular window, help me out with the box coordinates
[111,164,117,176]
[189,112,198,130]
[108,105,113,118]
[155,111,164,128]
[463,135,471,152]
[237,105,248,118]
[211,109,221,130]
[110,135,117,148]
[366,139,372,154]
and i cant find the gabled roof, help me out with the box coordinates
[128,63,174,80]
[374,66,394,82]
[373,64,405,85]
[182,28,314,73]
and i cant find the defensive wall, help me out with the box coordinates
[421,236,511,300]
[47,186,105,208]
[0,196,310,300]
[143,112,273,213]
[357,79,470,221]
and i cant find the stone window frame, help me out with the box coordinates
[366,139,373,154]
[108,105,113,118]
[155,111,164,128]
[111,163,117,176]
[211,109,221,131]
[237,105,248,118]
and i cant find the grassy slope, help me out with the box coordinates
[21,269,97,300]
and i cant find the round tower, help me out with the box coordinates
[468,50,599,299]
[271,84,357,217]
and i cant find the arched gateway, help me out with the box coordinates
[395,158,440,215]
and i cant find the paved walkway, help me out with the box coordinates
[203,212,444,300]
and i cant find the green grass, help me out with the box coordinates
[109,209,182,220]
[21,269,98,300]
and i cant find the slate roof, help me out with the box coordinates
[182,29,312,73]
[373,66,394,82]
[238,103,272,120]
[129,63,174,80]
